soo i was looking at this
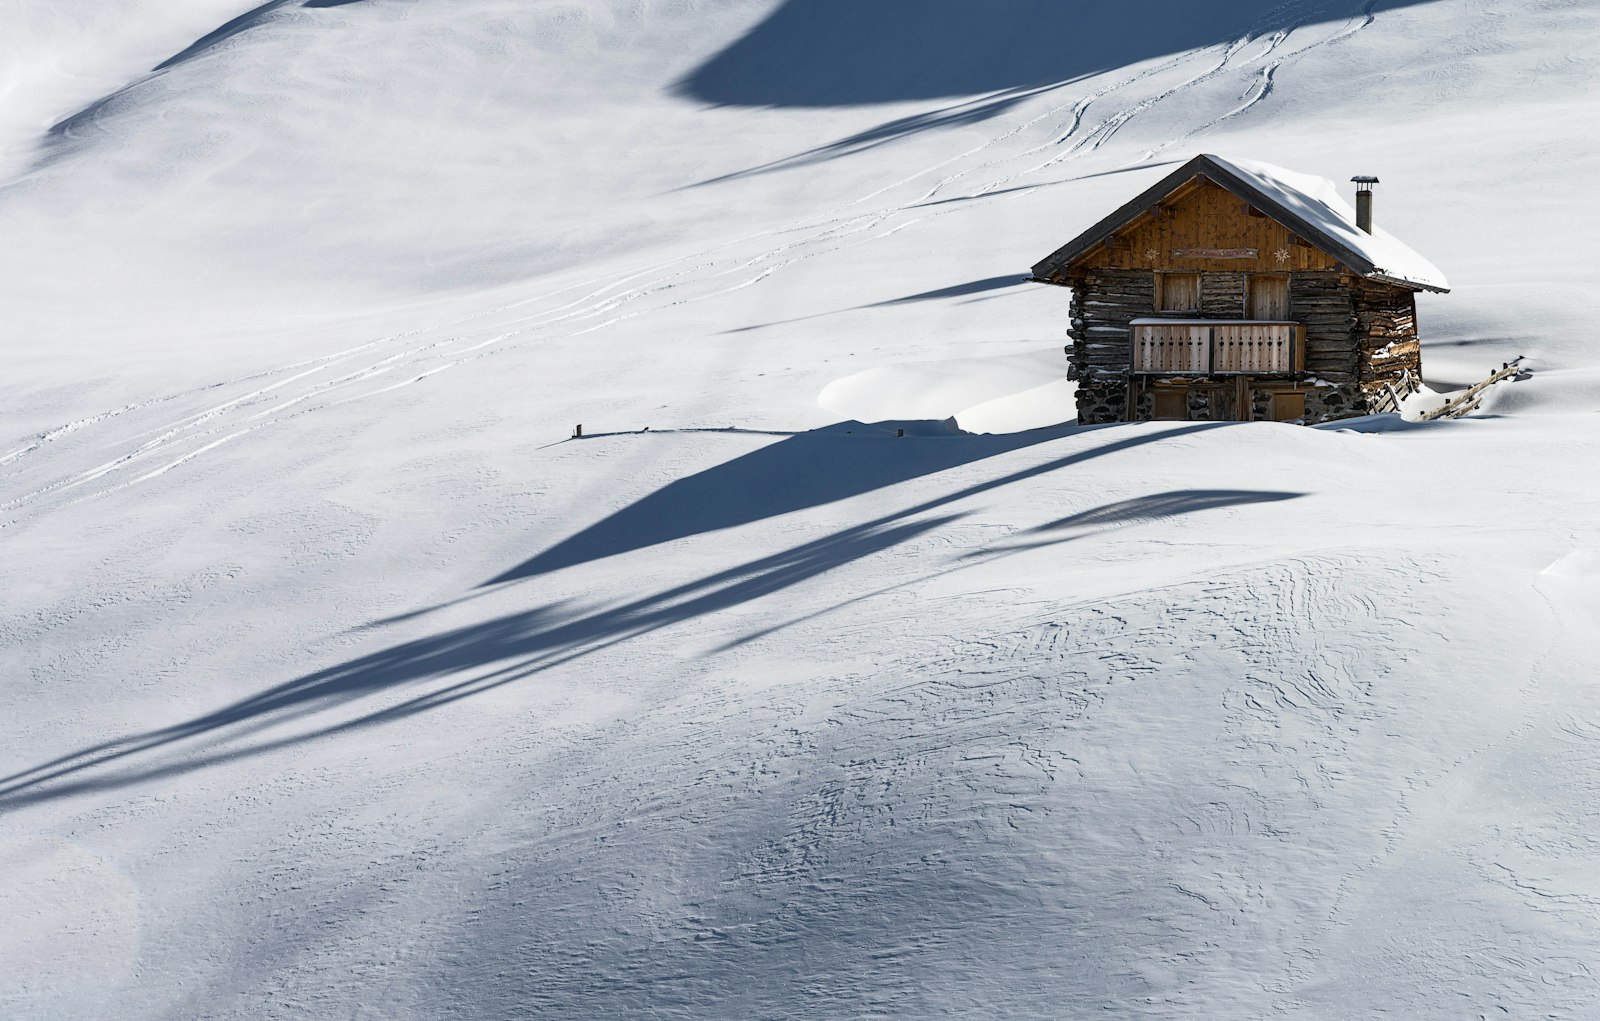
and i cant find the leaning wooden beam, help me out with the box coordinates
[1416,358,1526,421]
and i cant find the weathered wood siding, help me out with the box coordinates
[1052,180,1426,425]
[1290,272,1358,382]
[1067,268,1153,422]
[1199,272,1247,317]
[1069,268,1152,374]
[1068,178,1342,276]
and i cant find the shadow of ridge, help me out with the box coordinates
[45,91,128,142]
[677,0,1442,107]
[154,0,366,69]
[908,160,1185,209]
[154,0,295,71]
[44,0,362,147]
[484,419,1072,586]
[0,421,1229,812]
[684,82,1068,188]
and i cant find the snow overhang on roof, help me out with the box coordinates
[1031,154,1450,293]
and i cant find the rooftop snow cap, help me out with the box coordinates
[1030,154,1448,293]
[1351,175,1379,233]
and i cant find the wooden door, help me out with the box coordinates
[1271,391,1306,422]
[1152,392,1187,421]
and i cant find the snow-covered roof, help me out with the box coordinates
[1032,154,1450,293]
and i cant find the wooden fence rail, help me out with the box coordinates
[1370,368,1421,414]
[1416,357,1526,421]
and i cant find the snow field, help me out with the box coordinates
[5,0,1600,1016]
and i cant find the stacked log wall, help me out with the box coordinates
[1061,268,1415,426]
[1068,268,1153,423]
[1286,270,1367,422]
[1353,279,1422,398]
[1200,272,1246,318]
[1288,272,1358,382]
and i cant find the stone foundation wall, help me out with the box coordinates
[1127,378,1369,424]
[1302,382,1369,424]
[1186,387,1219,420]
[1133,386,1154,421]
[1075,375,1128,424]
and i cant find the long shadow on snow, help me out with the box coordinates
[154,0,371,72]
[486,420,1066,585]
[723,274,1030,333]
[45,0,369,145]
[0,424,1252,811]
[678,0,1441,107]
[869,276,1031,306]
[153,0,296,72]
[720,487,1303,652]
[0,513,951,811]
[969,488,1304,558]
[685,83,1072,187]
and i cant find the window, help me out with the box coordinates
[1158,273,1200,313]
[1248,275,1289,320]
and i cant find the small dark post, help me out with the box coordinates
[573,424,583,438]
[896,428,905,437]
[1351,175,1379,233]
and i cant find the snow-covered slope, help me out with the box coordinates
[5,1,1600,1017]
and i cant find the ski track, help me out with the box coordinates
[379,549,1583,1017]
[1144,1,1381,162]
[0,0,1385,528]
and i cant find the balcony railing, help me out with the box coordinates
[1130,319,1303,375]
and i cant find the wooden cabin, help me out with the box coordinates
[1030,154,1449,425]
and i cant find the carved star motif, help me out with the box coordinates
[1144,248,1160,264]
[1274,246,1292,266]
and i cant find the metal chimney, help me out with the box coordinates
[1351,175,1379,233]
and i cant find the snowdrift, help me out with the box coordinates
[5,0,1600,1017]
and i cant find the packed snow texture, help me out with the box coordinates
[4,0,1600,1018]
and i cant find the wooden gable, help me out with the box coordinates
[1071,177,1341,276]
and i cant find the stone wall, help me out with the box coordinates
[1075,378,1128,423]
[1186,387,1220,420]
[1302,382,1368,423]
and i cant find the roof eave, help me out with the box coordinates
[1365,271,1451,294]
[1030,155,1448,293]
[1029,155,1215,280]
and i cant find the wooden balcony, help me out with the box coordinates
[1131,319,1304,375]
